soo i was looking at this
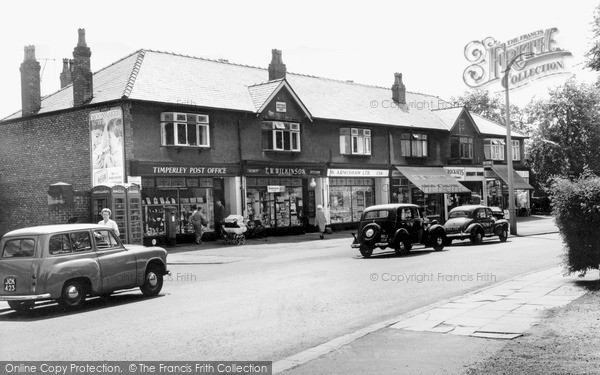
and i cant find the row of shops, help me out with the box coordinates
[97,162,532,245]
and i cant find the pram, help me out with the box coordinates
[221,215,248,245]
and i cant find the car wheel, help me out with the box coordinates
[58,280,87,309]
[140,265,164,297]
[359,245,373,258]
[8,300,34,313]
[499,228,508,242]
[360,223,381,247]
[470,230,483,245]
[432,233,445,251]
[444,238,452,246]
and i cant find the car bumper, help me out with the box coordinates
[0,293,52,302]
[445,232,470,240]
[351,242,389,248]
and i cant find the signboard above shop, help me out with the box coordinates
[328,169,388,177]
[244,164,325,177]
[130,162,240,176]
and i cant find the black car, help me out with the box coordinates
[443,205,509,245]
[351,204,446,258]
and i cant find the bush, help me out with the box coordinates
[551,174,600,276]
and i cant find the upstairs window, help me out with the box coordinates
[160,112,210,147]
[512,140,520,161]
[340,128,371,155]
[451,136,473,159]
[400,133,428,157]
[484,139,505,160]
[262,121,300,152]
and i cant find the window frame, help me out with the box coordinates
[512,140,520,161]
[401,133,428,158]
[484,138,505,161]
[160,112,210,148]
[262,121,301,152]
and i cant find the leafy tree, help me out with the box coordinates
[525,80,600,187]
[586,3,600,73]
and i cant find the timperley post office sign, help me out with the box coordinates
[463,27,572,89]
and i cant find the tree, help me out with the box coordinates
[451,89,530,136]
[525,80,600,188]
[586,3,600,73]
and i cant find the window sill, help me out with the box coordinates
[263,149,301,153]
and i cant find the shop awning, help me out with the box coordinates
[395,166,471,194]
[489,165,534,190]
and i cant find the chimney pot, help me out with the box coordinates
[72,28,93,106]
[268,49,286,81]
[20,45,41,116]
[392,72,406,105]
[60,58,73,88]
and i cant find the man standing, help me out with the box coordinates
[190,205,206,245]
[214,200,226,235]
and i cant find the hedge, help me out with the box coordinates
[551,173,600,276]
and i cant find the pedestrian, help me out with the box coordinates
[214,200,226,236]
[190,205,207,245]
[316,204,328,239]
[98,208,119,237]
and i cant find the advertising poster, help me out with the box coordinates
[90,107,124,186]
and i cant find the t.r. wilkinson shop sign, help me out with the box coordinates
[463,27,572,89]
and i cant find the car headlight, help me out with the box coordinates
[365,228,374,238]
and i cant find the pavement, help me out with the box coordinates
[166,215,580,374]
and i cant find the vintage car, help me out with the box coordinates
[351,204,446,258]
[443,205,509,245]
[0,224,169,313]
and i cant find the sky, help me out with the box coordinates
[1,0,598,118]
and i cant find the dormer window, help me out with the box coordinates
[160,112,210,147]
[262,121,300,152]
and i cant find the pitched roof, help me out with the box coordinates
[433,107,526,138]
[1,49,451,131]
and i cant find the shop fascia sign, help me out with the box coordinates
[136,163,238,176]
[463,27,572,90]
[328,169,388,177]
[245,166,324,176]
[267,185,286,193]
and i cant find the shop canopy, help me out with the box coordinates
[489,165,534,190]
[396,166,471,194]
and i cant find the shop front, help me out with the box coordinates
[443,166,487,208]
[393,166,472,222]
[129,162,241,244]
[243,164,325,234]
[484,164,533,214]
[327,168,389,228]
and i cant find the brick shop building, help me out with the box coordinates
[0,29,530,243]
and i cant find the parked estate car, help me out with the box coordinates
[351,204,446,258]
[0,224,169,313]
[443,205,509,245]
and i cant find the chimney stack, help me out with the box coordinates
[268,49,286,81]
[60,58,73,88]
[72,28,93,106]
[391,72,406,105]
[20,45,41,116]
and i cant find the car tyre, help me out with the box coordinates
[499,228,508,242]
[360,223,381,247]
[359,245,373,258]
[470,229,483,245]
[140,265,164,297]
[58,280,87,309]
[8,300,34,313]
[432,233,445,251]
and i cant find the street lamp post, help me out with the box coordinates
[503,52,533,235]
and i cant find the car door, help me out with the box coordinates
[93,229,137,292]
[479,208,493,235]
[0,236,37,297]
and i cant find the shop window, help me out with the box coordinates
[246,183,303,228]
[262,121,300,152]
[329,178,374,223]
[512,140,520,161]
[340,128,371,156]
[451,136,473,159]
[400,133,428,157]
[160,112,210,148]
[484,139,505,160]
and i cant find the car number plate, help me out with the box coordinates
[4,277,16,292]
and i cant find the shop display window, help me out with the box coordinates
[246,183,303,228]
[329,178,374,223]
[142,177,215,237]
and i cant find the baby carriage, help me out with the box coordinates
[221,215,248,245]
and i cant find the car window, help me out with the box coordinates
[363,210,389,220]
[49,234,72,255]
[400,208,413,220]
[93,230,121,249]
[70,232,92,252]
[477,209,489,219]
[449,210,469,219]
[2,238,35,258]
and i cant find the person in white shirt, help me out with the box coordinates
[98,208,120,236]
